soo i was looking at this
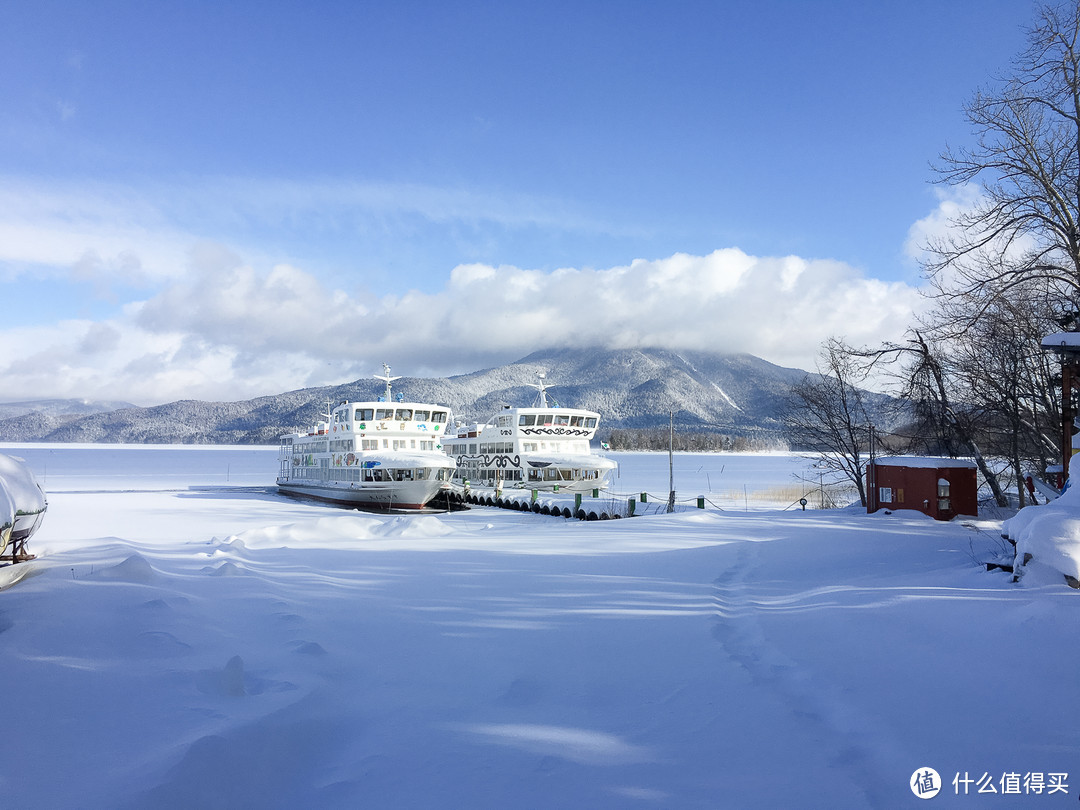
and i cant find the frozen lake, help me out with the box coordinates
[3,443,842,511]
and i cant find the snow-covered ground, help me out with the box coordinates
[1,444,1077,808]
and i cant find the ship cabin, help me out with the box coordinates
[278,399,452,483]
[444,405,611,488]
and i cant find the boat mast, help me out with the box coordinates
[375,363,402,402]
[532,371,551,408]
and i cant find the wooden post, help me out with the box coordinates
[1063,358,1077,482]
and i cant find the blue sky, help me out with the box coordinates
[0,0,1035,405]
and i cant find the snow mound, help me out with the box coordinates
[93,553,158,583]
[197,655,248,697]
[235,514,455,549]
[1004,484,1080,582]
[204,560,246,577]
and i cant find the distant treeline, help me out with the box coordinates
[604,428,789,453]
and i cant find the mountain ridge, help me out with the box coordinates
[0,347,816,444]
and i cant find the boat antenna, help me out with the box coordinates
[374,363,402,402]
[532,371,558,408]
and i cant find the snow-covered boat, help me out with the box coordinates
[276,366,457,510]
[443,373,617,492]
[0,453,48,560]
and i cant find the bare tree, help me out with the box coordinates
[924,2,1080,316]
[862,330,1010,507]
[785,339,872,507]
[945,292,1062,505]
[913,2,1078,499]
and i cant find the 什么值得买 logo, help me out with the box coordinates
[911,768,941,799]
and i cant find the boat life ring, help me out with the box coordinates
[346,453,356,466]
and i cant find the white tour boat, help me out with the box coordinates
[277,366,457,510]
[443,373,617,492]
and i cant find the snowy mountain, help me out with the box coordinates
[0,397,136,420]
[0,348,822,444]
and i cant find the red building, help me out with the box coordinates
[866,457,978,520]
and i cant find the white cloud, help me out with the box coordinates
[0,182,191,287]
[0,175,927,405]
[0,247,924,405]
[904,183,1041,279]
[904,184,986,264]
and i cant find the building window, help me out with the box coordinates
[938,479,951,511]
[879,487,893,504]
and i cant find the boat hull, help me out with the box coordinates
[452,452,618,492]
[276,479,448,510]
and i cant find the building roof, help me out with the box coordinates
[1041,331,1080,354]
[872,456,977,470]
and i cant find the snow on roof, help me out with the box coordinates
[1041,331,1080,352]
[872,456,977,470]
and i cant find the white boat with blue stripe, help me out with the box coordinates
[276,365,456,509]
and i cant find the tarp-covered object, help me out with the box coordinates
[0,453,47,555]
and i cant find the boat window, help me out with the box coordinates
[469,444,478,453]
[431,411,447,423]
[523,442,537,452]
[413,410,430,422]
[553,414,570,426]
[585,417,597,428]
[570,415,583,427]
[396,409,412,421]
[539,414,554,426]
[519,414,535,426]
[361,439,378,450]
[497,415,512,428]
[376,408,393,420]
[355,408,374,421]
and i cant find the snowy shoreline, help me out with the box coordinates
[1,446,1076,808]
